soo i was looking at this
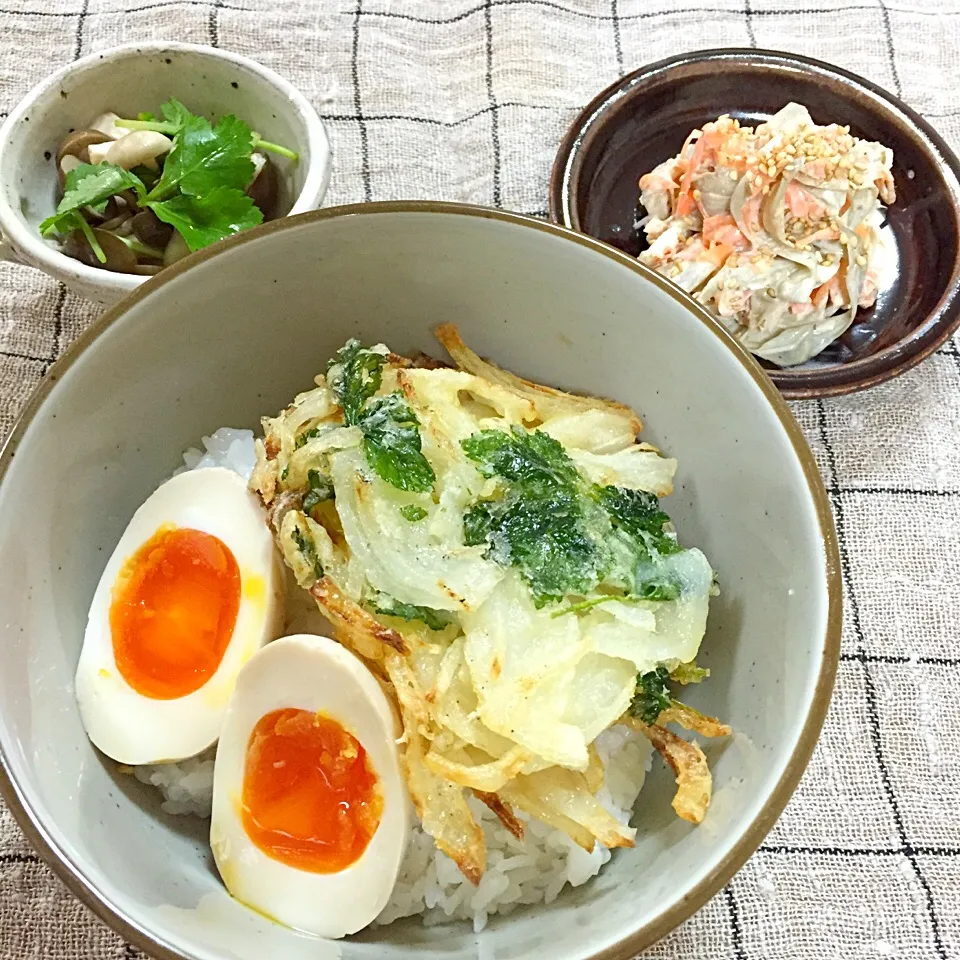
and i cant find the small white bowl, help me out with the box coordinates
[0,41,332,304]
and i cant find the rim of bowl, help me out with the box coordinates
[0,40,332,294]
[0,201,842,960]
[548,47,960,400]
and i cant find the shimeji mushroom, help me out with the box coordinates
[88,112,126,140]
[247,152,279,220]
[130,210,173,249]
[162,231,191,267]
[56,128,112,185]
[87,131,172,170]
[46,102,297,274]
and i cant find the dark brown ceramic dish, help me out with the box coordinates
[549,49,960,399]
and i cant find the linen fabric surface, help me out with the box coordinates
[0,1,958,957]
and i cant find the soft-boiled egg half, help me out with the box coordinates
[210,634,409,939]
[75,468,285,764]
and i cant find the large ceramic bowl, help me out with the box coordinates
[0,203,840,960]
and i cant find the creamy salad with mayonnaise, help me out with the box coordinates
[637,103,896,366]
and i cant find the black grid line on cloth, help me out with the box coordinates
[72,0,88,59]
[743,0,757,47]
[1,0,957,23]
[0,853,39,865]
[877,0,904,98]
[2,349,52,366]
[356,1,732,24]
[42,257,69,377]
[319,103,560,127]
[816,399,948,959]
[723,886,747,960]
[351,1,919,25]
[208,0,223,46]
[484,0,501,208]
[842,486,960,496]
[610,0,624,77]
[39,1,87,378]
[760,844,960,856]
[840,652,960,666]
[352,0,372,203]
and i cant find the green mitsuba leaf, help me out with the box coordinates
[291,526,323,581]
[371,595,453,631]
[147,111,255,202]
[302,469,335,514]
[630,666,672,724]
[358,392,435,493]
[325,340,434,493]
[40,163,145,236]
[461,427,605,605]
[147,185,262,251]
[327,339,386,425]
[461,426,688,605]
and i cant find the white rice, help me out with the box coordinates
[133,427,654,930]
[376,726,651,932]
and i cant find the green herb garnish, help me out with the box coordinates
[327,340,435,493]
[630,666,672,725]
[41,98,290,257]
[302,469,335,514]
[670,661,710,685]
[371,595,453,631]
[461,427,604,606]
[291,526,323,581]
[294,425,325,450]
[327,339,386,425]
[551,595,637,618]
[146,185,261,251]
[146,110,255,202]
[39,163,145,244]
[460,427,689,606]
[595,485,681,559]
[357,393,435,493]
[400,504,428,522]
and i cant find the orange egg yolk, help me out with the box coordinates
[241,708,382,873]
[110,526,241,700]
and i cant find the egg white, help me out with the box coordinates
[209,634,409,939]
[75,467,285,764]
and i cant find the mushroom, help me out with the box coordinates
[88,131,172,170]
[63,228,139,274]
[130,210,173,249]
[98,211,133,233]
[163,230,191,267]
[88,112,126,141]
[56,129,111,185]
[58,154,82,184]
[247,153,279,220]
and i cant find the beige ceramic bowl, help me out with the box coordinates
[0,203,840,960]
[0,41,332,303]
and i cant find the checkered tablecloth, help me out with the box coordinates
[1,2,959,958]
